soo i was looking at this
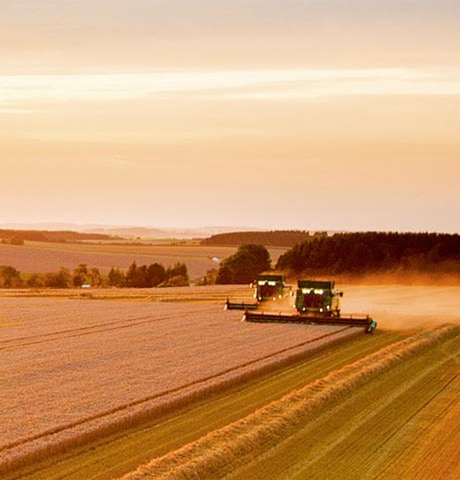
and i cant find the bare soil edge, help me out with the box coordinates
[0,327,357,475]
[120,324,460,480]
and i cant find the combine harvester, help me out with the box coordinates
[225,274,290,310]
[227,277,376,334]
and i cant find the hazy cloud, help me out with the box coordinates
[2,68,460,111]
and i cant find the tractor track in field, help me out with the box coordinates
[369,373,459,480]
[282,359,456,479]
[2,330,408,480]
[0,309,213,351]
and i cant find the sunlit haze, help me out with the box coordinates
[2,1,459,232]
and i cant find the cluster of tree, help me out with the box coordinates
[0,266,23,288]
[0,261,189,289]
[0,265,84,289]
[108,262,189,288]
[0,229,116,244]
[276,232,460,275]
[200,230,324,248]
[1,235,24,245]
[215,244,271,284]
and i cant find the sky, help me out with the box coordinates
[1,0,459,233]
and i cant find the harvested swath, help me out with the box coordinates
[121,324,459,480]
[0,297,355,472]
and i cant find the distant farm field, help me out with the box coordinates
[0,241,288,280]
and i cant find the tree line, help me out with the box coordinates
[108,262,189,288]
[276,232,460,275]
[200,230,324,248]
[0,261,189,289]
[210,233,460,285]
[0,229,115,244]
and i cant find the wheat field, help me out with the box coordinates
[0,292,356,473]
[1,284,459,478]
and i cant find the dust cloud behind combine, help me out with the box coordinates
[341,284,460,331]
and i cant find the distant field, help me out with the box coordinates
[0,241,288,281]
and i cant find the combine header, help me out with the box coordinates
[225,299,258,310]
[225,274,290,311]
[232,279,376,333]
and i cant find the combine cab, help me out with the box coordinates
[295,280,342,317]
[225,274,290,310]
[254,274,290,301]
[239,279,377,333]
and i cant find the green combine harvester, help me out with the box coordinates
[225,274,290,310]
[227,278,377,333]
[295,279,342,316]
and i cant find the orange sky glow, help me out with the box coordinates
[1,1,459,232]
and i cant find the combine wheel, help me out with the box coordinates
[366,319,377,334]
